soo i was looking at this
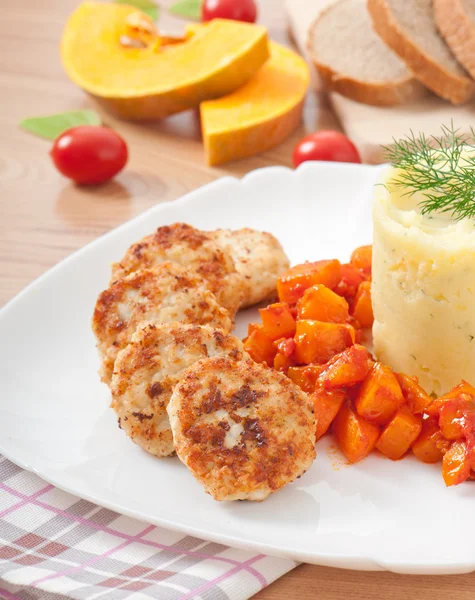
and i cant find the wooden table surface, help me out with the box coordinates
[1,0,474,598]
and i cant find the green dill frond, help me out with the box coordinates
[382,122,475,221]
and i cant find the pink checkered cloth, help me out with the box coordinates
[0,457,296,600]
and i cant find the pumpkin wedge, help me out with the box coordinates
[61,2,269,120]
[200,41,309,165]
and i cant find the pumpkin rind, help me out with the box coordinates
[200,42,309,165]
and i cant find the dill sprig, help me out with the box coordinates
[382,123,475,221]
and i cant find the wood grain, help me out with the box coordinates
[256,563,475,599]
[1,0,474,598]
[0,0,338,305]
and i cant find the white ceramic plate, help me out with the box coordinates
[1,163,474,575]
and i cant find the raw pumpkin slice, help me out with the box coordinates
[200,41,309,165]
[61,2,269,120]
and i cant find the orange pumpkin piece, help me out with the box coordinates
[277,260,341,304]
[335,263,365,300]
[333,401,380,463]
[395,373,433,414]
[318,344,373,389]
[438,397,475,441]
[294,319,354,364]
[247,322,260,336]
[427,382,475,439]
[355,362,404,425]
[243,325,276,367]
[274,337,296,357]
[427,382,475,441]
[375,405,422,460]
[412,417,449,464]
[343,324,357,344]
[297,285,349,323]
[442,441,472,487]
[273,351,295,372]
[350,245,372,274]
[436,380,475,401]
[426,381,475,419]
[313,388,347,440]
[259,302,296,341]
[346,315,362,330]
[351,281,374,328]
[287,364,322,393]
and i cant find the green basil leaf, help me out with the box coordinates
[169,0,201,20]
[19,110,102,140]
[114,0,159,20]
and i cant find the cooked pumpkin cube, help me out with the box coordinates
[438,380,475,401]
[442,441,472,487]
[346,316,365,343]
[351,281,374,328]
[287,364,322,393]
[273,351,295,372]
[335,263,365,300]
[412,417,449,464]
[332,401,380,463]
[259,302,296,341]
[375,405,422,460]
[350,245,372,274]
[427,381,475,440]
[313,388,347,440]
[297,285,349,323]
[274,337,296,357]
[247,322,260,336]
[427,381,475,419]
[343,324,357,344]
[277,260,341,304]
[294,320,354,364]
[395,373,433,414]
[243,325,276,367]
[355,362,404,425]
[346,315,361,329]
[439,397,475,441]
[318,344,373,389]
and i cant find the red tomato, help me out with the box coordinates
[292,131,361,167]
[50,126,128,185]
[202,0,257,23]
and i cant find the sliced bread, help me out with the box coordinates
[434,0,475,80]
[307,0,425,106]
[368,0,475,104]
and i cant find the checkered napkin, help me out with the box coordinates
[0,458,296,600]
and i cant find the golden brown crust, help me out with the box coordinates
[311,56,426,106]
[168,356,316,501]
[111,223,246,316]
[111,323,245,457]
[368,0,475,104]
[211,228,290,307]
[92,262,232,384]
[434,0,475,80]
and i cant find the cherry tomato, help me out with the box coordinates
[202,0,257,23]
[50,126,128,185]
[292,131,361,167]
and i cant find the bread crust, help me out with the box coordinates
[368,0,475,104]
[434,0,475,80]
[307,1,425,107]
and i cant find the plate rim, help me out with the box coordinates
[4,161,471,576]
